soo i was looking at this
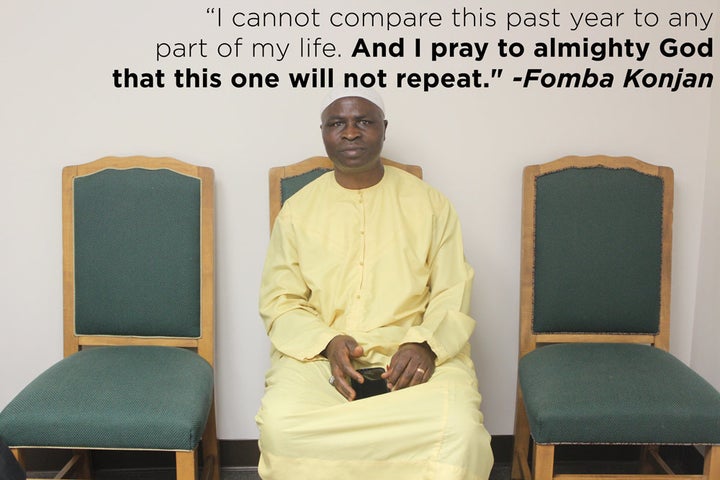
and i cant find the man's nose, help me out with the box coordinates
[342,124,361,140]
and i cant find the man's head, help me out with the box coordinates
[320,88,388,178]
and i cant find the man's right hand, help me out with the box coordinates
[324,335,364,400]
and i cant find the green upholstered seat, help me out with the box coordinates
[0,346,213,450]
[519,343,720,445]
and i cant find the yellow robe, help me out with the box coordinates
[257,166,493,479]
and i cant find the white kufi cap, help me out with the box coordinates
[320,88,385,117]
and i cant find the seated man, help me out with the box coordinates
[256,88,493,480]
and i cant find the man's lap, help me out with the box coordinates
[256,354,487,460]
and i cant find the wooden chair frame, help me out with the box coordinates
[12,156,219,480]
[511,155,720,480]
[268,156,422,230]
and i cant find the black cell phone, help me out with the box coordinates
[351,367,390,399]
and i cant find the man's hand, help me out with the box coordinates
[382,342,436,391]
[324,335,364,400]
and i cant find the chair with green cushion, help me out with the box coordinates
[511,155,720,480]
[268,156,422,231]
[0,156,219,480]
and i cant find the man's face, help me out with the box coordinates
[320,97,387,174]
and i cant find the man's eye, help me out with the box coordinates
[358,120,371,126]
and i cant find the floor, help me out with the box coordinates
[28,463,513,479]
[26,455,699,479]
[228,466,509,479]
[217,464,511,480]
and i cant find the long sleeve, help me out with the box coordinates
[259,208,339,361]
[400,198,476,364]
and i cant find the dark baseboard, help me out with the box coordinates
[492,435,514,463]
[219,439,260,468]
[21,435,705,474]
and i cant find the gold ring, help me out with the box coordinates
[416,368,425,374]
[329,375,335,385]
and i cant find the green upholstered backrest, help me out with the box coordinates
[279,168,331,206]
[532,166,665,334]
[73,168,201,337]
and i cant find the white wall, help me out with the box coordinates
[1,0,718,439]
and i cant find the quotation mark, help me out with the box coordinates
[486,68,502,87]
[207,7,221,26]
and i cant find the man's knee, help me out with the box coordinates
[257,407,292,453]
[445,398,490,451]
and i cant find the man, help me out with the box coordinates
[256,88,493,479]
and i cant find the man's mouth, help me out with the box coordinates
[340,146,365,156]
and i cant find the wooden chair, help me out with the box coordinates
[512,155,720,480]
[268,156,422,230]
[0,156,219,480]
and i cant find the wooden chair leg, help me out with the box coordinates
[10,448,26,470]
[201,400,220,480]
[47,451,92,479]
[16,449,91,480]
[639,445,658,474]
[705,445,720,480]
[532,444,554,480]
[176,449,198,480]
[512,389,532,480]
[72,450,92,478]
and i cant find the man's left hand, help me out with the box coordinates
[382,342,436,391]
